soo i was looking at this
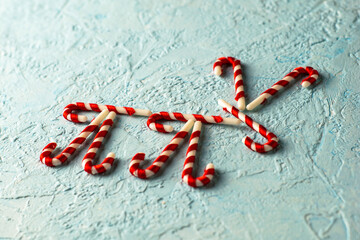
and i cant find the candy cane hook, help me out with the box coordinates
[40,109,109,167]
[82,111,116,175]
[63,102,152,123]
[213,56,245,110]
[129,120,194,179]
[147,112,241,133]
[182,121,215,188]
[219,100,278,153]
[246,66,319,110]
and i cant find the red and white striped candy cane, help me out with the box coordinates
[219,100,278,153]
[182,121,215,188]
[213,56,245,110]
[63,102,152,123]
[129,120,194,179]
[246,66,319,110]
[40,109,109,167]
[147,112,241,133]
[82,111,116,175]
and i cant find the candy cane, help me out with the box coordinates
[182,121,215,188]
[82,111,116,175]
[219,100,278,153]
[40,109,109,167]
[129,120,194,179]
[147,112,241,133]
[213,56,245,110]
[63,102,152,123]
[246,66,319,110]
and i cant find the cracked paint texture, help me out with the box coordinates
[0,0,359,239]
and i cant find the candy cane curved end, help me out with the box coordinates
[130,120,195,179]
[83,152,115,175]
[40,109,109,167]
[40,142,61,166]
[246,66,319,110]
[182,163,215,188]
[213,56,245,110]
[218,99,279,153]
[182,121,215,188]
[63,102,152,123]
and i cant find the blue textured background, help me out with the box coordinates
[1,0,360,239]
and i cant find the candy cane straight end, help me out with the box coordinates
[93,109,110,124]
[246,96,265,111]
[237,98,246,111]
[218,99,228,108]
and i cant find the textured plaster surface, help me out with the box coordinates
[0,0,360,239]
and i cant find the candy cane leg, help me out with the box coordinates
[182,121,215,188]
[213,56,245,110]
[129,120,194,179]
[63,102,152,123]
[147,112,241,133]
[40,109,109,167]
[219,100,278,153]
[82,111,116,175]
[246,66,319,110]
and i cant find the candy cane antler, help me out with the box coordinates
[182,121,215,188]
[246,66,319,110]
[82,111,116,175]
[147,112,241,133]
[40,109,109,166]
[63,102,152,123]
[129,120,194,179]
[213,56,245,110]
[219,100,278,153]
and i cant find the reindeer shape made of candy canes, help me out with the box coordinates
[40,56,318,188]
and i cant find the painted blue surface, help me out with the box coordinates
[0,0,359,239]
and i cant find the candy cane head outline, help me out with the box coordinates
[213,56,245,110]
[246,66,319,111]
[218,100,278,153]
[129,120,194,179]
[147,112,241,133]
[182,121,215,188]
[63,102,152,123]
[40,109,109,167]
[82,111,116,175]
